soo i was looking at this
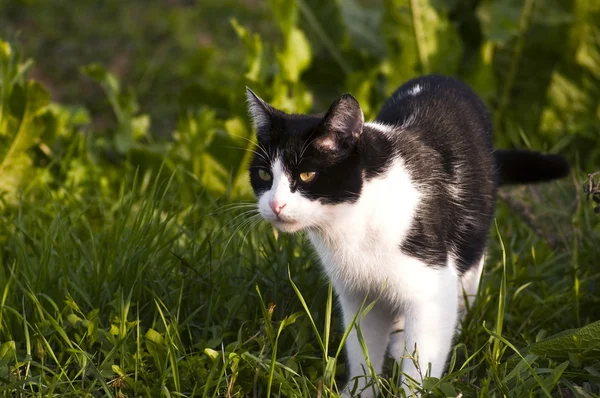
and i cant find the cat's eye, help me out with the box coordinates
[299,171,317,183]
[258,169,272,181]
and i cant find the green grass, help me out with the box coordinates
[0,167,599,397]
[1,0,600,396]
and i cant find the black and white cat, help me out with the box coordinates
[246,75,569,397]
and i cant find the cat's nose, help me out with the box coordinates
[269,200,286,216]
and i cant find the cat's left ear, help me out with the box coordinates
[317,94,364,152]
[246,87,273,139]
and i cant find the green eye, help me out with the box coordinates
[258,169,272,181]
[299,171,316,183]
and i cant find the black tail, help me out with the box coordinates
[494,149,571,186]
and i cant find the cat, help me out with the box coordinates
[245,74,570,397]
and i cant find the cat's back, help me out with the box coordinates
[376,74,492,148]
[374,74,495,183]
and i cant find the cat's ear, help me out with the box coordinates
[317,94,364,151]
[246,87,273,139]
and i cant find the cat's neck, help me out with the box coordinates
[307,156,421,249]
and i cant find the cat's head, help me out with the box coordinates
[246,88,365,233]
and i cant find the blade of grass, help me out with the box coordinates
[483,324,553,398]
[492,220,507,365]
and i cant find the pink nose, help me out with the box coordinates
[269,200,286,216]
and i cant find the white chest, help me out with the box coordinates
[306,160,424,297]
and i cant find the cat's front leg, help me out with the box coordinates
[337,287,393,398]
[399,266,459,391]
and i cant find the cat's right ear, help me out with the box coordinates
[246,88,273,139]
[316,94,364,152]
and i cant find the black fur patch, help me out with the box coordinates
[495,149,571,185]
[248,111,369,205]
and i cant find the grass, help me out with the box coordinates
[0,164,599,397]
[1,0,600,395]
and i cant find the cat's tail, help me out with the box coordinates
[494,149,571,186]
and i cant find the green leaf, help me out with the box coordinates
[204,348,219,361]
[170,107,253,198]
[277,27,312,83]
[415,0,463,74]
[145,328,164,346]
[82,63,146,154]
[382,0,462,88]
[542,361,569,392]
[0,80,51,205]
[269,0,298,38]
[0,40,11,60]
[463,41,497,104]
[67,313,83,327]
[81,63,120,94]
[346,69,378,119]
[87,309,99,344]
[145,328,167,373]
[422,377,458,397]
[382,0,419,85]
[338,0,385,56]
[574,6,600,79]
[477,0,522,44]
[508,320,600,368]
[226,117,254,198]
[323,356,337,385]
[0,341,15,368]
[230,19,265,82]
[281,312,303,329]
[132,115,150,140]
[504,353,538,383]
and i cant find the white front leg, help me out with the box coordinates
[337,288,393,398]
[387,316,406,363]
[399,267,459,388]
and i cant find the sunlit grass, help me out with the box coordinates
[0,169,598,397]
[2,0,600,394]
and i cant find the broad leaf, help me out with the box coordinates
[0,341,15,367]
[82,63,149,154]
[0,80,51,204]
[381,0,462,91]
[508,320,600,368]
[231,19,265,83]
[277,27,312,83]
[338,0,385,57]
[269,0,298,38]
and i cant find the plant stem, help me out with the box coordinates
[296,0,353,75]
[410,0,429,74]
[494,0,536,132]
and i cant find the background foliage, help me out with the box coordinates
[0,0,599,396]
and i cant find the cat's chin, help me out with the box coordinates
[272,220,304,233]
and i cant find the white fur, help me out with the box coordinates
[246,89,270,131]
[316,136,337,151]
[366,119,416,137]
[256,152,483,397]
[365,121,396,137]
[307,159,421,291]
[390,83,425,104]
[257,159,320,233]
[409,84,422,96]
